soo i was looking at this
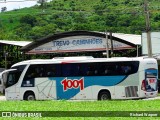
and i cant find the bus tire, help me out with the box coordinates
[98,90,111,100]
[24,91,35,100]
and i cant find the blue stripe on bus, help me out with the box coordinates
[145,69,158,74]
[49,76,127,100]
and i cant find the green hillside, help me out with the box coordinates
[0,0,160,41]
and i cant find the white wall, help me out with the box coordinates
[142,32,160,55]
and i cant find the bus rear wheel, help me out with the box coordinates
[24,92,35,100]
[98,91,111,100]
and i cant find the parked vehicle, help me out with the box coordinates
[1,57,158,100]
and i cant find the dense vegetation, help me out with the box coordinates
[0,0,160,41]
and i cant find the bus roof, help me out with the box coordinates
[53,56,94,60]
[11,57,155,68]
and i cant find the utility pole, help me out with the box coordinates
[144,0,152,57]
[110,32,113,55]
[105,31,109,58]
[4,52,8,69]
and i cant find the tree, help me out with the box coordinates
[19,14,37,27]
[28,24,57,40]
[14,23,32,39]
[93,4,107,15]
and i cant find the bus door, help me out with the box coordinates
[3,69,21,99]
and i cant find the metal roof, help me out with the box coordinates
[112,33,141,45]
[0,31,141,53]
[98,32,141,45]
[0,40,31,47]
[21,30,138,52]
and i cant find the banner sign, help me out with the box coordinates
[1,111,159,117]
[28,36,133,54]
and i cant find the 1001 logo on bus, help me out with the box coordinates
[61,77,84,91]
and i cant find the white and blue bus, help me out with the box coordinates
[1,56,158,100]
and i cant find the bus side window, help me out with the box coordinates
[43,64,61,77]
[98,63,106,75]
[24,65,37,80]
[87,65,94,76]
[55,64,61,77]
[62,64,71,76]
[25,70,36,80]
[120,64,132,75]
[47,70,55,77]
[70,64,79,76]
[104,69,108,74]
[87,66,92,75]
[78,63,87,76]
[35,67,44,77]
[86,63,98,76]
[46,65,56,77]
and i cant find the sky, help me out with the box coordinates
[0,0,39,12]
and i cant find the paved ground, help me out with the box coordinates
[0,96,6,101]
[0,96,159,101]
[143,96,160,100]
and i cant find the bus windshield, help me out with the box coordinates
[6,65,26,88]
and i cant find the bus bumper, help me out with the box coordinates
[5,90,21,100]
[144,91,158,98]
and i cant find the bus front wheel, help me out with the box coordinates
[24,92,35,100]
[98,91,111,100]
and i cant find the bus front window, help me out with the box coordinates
[6,65,26,88]
[6,71,20,88]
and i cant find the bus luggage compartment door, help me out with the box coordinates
[36,78,57,100]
